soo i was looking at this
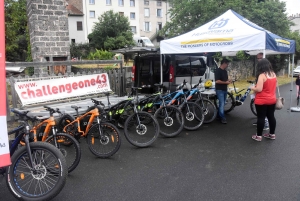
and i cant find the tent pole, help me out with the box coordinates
[288,55,291,78]
[289,54,295,110]
[263,49,266,58]
[160,54,163,84]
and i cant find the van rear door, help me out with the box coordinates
[174,56,207,87]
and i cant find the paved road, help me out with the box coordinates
[1,83,300,201]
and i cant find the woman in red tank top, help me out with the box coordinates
[250,58,277,142]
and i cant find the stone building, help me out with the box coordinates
[27,0,70,74]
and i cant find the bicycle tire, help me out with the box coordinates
[57,114,75,132]
[6,142,67,201]
[154,105,184,137]
[195,98,217,123]
[46,133,81,173]
[86,122,121,158]
[214,92,235,114]
[124,111,160,147]
[250,98,257,116]
[179,102,204,131]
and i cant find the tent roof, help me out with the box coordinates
[160,9,295,56]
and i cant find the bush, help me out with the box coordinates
[87,49,114,60]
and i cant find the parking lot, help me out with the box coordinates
[1,83,300,201]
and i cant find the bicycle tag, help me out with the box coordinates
[250,94,255,99]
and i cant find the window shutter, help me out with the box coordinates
[149,22,152,31]
[143,22,145,31]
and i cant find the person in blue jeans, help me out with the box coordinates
[215,58,232,124]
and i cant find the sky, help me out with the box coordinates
[280,0,300,15]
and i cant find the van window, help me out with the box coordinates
[175,57,206,77]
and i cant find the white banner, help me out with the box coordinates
[0,116,10,167]
[14,73,111,105]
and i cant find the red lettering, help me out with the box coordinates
[78,81,84,88]
[96,75,101,84]
[90,79,95,85]
[52,86,58,94]
[21,92,27,99]
[84,80,90,87]
[47,85,52,95]
[72,82,78,89]
[101,74,107,83]
[42,86,48,95]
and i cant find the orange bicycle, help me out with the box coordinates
[57,104,121,158]
[11,106,81,173]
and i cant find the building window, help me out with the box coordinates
[89,0,95,5]
[89,11,95,18]
[71,39,75,43]
[157,22,162,31]
[144,0,149,5]
[119,12,124,16]
[119,0,124,6]
[157,1,162,6]
[145,22,150,31]
[130,12,135,19]
[144,8,150,17]
[131,26,136,33]
[130,0,135,7]
[106,0,111,5]
[157,9,162,17]
[77,21,83,31]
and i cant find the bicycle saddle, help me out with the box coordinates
[71,105,81,110]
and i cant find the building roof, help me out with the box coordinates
[66,4,84,16]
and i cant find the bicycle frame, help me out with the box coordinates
[230,81,255,103]
[63,107,100,137]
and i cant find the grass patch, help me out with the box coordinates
[229,75,293,94]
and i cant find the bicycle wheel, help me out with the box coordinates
[179,102,204,131]
[86,122,121,158]
[46,133,81,173]
[214,92,235,114]
[195,98,217,123]
[154,105,184,137]
[124,111,160,147]
[6,142,67,201]
[250,98,257,116]
[57,114,75,132]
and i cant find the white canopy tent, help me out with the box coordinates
[160,9,295,56]
[160,9,296,110]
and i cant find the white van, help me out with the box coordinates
[133,36,155,47]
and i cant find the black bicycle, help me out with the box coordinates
[0,121,68,201]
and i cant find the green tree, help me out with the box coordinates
[88,10,135,50]
[161,0,292,38]
[5,0,30,61]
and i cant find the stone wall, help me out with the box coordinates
[27,0,70,74]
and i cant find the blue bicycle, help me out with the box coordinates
[162,80,204,131]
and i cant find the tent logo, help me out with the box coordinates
[209,18,229,30]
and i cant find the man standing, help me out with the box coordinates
[215,58,231,124]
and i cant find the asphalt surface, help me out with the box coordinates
[1,83,300,201]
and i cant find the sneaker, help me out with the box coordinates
[252,122,257,126]
[221,119,227,124]
[252,134,262,141]
[263,133,275,140]
[263,124,269,130]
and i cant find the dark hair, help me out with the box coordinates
[256,58,273,80]
[221,58,229,65]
